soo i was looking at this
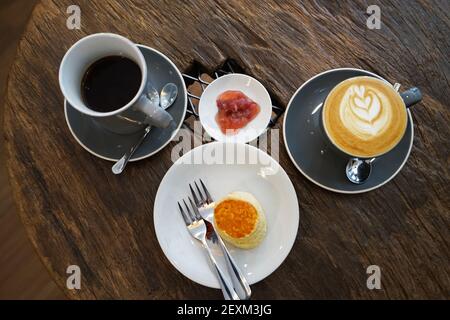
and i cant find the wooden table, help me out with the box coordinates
[3,0,449,299]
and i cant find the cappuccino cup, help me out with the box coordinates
[322,75,422,159]
[59,33,173,134]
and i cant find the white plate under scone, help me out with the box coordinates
[154,142,299,288]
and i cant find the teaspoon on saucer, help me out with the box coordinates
[346,158,376,184]
[112,83,178,174]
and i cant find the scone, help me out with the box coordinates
[213,191,267,249]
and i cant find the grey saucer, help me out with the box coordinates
[283,68,413,194]
[65,44,187,162]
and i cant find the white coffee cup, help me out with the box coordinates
[59,33,173,134]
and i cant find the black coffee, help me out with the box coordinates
[81,56,142,112]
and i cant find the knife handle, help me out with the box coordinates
[217,236,252,300]
[201,239,240,300]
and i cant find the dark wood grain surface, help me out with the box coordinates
[3,0,449,299]
[0,0,65,299]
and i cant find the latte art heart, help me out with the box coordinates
[323,76,408,158]
[340,85,388,137]
[351,91,380,122]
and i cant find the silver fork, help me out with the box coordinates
[189,179,252,300]
[178,198,239,300]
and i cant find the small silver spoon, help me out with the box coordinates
[160,83,178,110]
[346,158,375,184]
[112,84,178,175]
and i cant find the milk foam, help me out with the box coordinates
[323,76,408,158]
[339,84,392,139]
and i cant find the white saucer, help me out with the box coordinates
[198,74,272,144]
[153,142,299,289]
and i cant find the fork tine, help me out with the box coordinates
[183,199,196,222]
[194,181,206,205]
[188,196,202,221]
[189,184,200,207]
[178,201,191,225]
[199,179,213,203]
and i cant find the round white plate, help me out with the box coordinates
[154,142,299,289]
[199,74,272,144]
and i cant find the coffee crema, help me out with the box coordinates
[323,76,407,158]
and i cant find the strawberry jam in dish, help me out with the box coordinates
[215,90,261,135]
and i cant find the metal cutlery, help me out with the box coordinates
[112,83,177,174]
[189,179,252,300]
[178,198,239,300]
[346,157,376,184]
[112,125,151,175]
[160,83,178,110]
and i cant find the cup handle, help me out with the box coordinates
[134,95,173,128]
[400,87,422,108]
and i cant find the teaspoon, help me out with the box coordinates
[346,158,376,184]
[160,83,178,110]
[112,84,178,174]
